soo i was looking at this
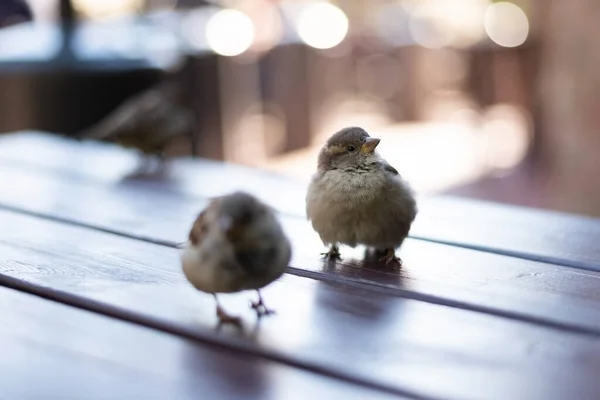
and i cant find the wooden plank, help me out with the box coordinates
[0,131,599,272]
[0,142,600,336]
[0,286,403,400]
[1,208,600,400]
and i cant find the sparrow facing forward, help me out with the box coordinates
[180,191,292,324]
[306,127,417,266]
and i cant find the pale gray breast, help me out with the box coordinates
[307,165,417,247]
[309,168,387,206]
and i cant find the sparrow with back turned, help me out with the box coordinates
[180,191,292,324]
[306,127,417,266]
[75,81,194,168]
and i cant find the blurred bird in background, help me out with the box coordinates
[75,80,195,174]
[180,191,292,325]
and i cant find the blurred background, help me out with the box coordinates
[1,0,598,217]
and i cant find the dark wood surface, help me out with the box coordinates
[0,285,403,400]
[1,208,600,400]
[0,133,600,336]
[0,131,599,273]
[1,131,600,399]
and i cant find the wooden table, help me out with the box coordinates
[1,131,600,400]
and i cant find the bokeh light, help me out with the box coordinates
[484,2,529,48]
[408,0,490,49]
[296,2,349,50]
[72,0,143,20]
[241,1,284,53]
[480,104,532,171]
[408,3,455,49]
[205,9,255,57]
[433,0,488,48]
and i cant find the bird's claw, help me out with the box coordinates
[377,248,402,267]
[320,247,341,261]
[250,300,275,317]
[216,306,242,326]
[378,254,402,267]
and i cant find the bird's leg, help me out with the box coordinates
[213,294,242,325]
[130,155,154,176]
[378,248,402,267]
[250,290,275,317]
[156,149,165,163]
[152,151,170,176]
[155,150,168,168]
[320,244,341,261]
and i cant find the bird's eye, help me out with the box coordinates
[347,146,356,152]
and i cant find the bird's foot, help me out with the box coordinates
[250,299,275,318]
[320,246,341,261]
[216,305,242,326]
[378,249,403,267]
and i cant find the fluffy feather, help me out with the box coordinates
[306,126,417,266]
[180,191,292,324]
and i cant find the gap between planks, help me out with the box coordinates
[0,155,597,274]
[0,201,599,339]
[0,273,438,400]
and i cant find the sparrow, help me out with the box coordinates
[180,191,292,325]
[305,126,417,266]
[75,80,194,167]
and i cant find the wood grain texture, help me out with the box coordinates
[0,149,600,335]
[0,286,403,400]
[1,209,600,400]
[1,131,600,272]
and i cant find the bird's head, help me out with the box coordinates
[317,127,381,171]
[217,191,269,241]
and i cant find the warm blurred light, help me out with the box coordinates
[481,104,531,171]
[72,0,142,20]
[408,3,454,49]
[484,2,529,47]
[375,3,412,47]
[296,2,349,50]
[28,0,58,22]
[241,0,284,53]
[406,0,490,49]
[205,9,255,56]
[229,108,287,165]
[435,0,488,48]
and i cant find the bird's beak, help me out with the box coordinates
[361,137,381,154]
